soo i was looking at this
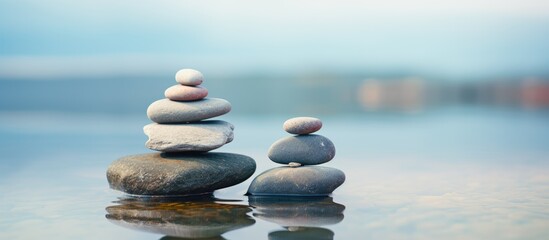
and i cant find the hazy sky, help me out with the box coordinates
[1,0,548,79]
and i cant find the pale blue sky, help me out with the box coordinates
[1,0,548,79]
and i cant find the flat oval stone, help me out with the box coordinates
[246,166,345,196]
[107,152,256,196]
[143,120,234,152]
[147,98,231,123]
[106,197,255,239]
[268,134,335,165]
[283,117,322,134]
[175,69,204,86]
[164,85,208,101]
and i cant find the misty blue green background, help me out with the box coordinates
[1,1,549,114]
[1,1,549,240]
[1,1,549,79]
[1,1,549,115]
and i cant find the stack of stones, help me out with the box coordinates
[145,69,233,152]
[106,69,256,196]
[247,117,345,196]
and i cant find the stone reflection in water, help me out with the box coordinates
[159,236,226,240]
[105,196,255,239]
[249,196,344,240]
[269,227,334,240]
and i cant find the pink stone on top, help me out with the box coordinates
[164,85,208,101]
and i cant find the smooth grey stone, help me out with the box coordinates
[107,152,256,195]
[268,134,335,165]
[283,117,322,134]
[106,196,255,238]
[269,227,334,240]
[147,98,231,123]
[249,196,344,227]
[175,68,204,86]
[143,120,234,152]
[246,166,345,196]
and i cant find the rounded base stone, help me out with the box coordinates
[246,166,345,196]
[107,152,256,196]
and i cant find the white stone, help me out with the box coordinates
[175,69,204,86]
[143,120,234,152]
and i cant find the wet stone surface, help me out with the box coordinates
[107,152,256,196]
[247,166,345,196]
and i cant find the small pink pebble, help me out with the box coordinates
[164,85,208,101]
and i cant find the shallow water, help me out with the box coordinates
[1,110,549,239]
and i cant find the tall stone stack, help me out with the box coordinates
[247,117,345,196]
[107,69,256,196]
[144,69,233,152]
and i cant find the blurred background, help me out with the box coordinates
[1,0,548,116]
[2,1,549,239]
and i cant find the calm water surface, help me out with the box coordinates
[1,110,548,239]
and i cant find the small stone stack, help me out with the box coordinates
[247,117,345,196]
[144,69,233,152]
[106,69,256,196]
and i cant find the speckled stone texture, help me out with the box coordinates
[175,68,204,86]
[147,98,231,123]
[107,152,256,195]
[268,134,336,165]
[143,120,234,152]
[164,84,208,101]
[246,166,345,196]
[283,117,322,135]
